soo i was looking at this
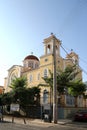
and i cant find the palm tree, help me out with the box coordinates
[10,76,27,90]
[10,76,41,105]
[9,76,27,103]
[39,65,80,104]
[56,65,79,94]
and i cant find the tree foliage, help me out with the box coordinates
[40,65,80,95]
[57,65,79,94]
[68,80,86,107]
[39,65,86,107]
[1,76,40,106]
[9,76,27,90]
[68,80,86,97]
[38,70,53,90]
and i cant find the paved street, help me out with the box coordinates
[0,122,87,130]
[0,123,40,130]
[0,116,87,130]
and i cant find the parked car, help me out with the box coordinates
[73,110,87,122]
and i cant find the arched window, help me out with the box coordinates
[47,44,50,54]
[44,69,48,78]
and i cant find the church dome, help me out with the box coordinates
[24,55,39,61]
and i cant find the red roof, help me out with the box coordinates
[24,55,39,61]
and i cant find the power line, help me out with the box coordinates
[61,43,87,66]
[79,57,87,65]
[60,43,87,79]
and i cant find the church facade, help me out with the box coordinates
[4,34,83,107]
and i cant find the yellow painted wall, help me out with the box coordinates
[4,35,83,107]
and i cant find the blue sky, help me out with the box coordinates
[0,0,87,85]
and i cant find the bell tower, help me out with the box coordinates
[43,33,61,57]
[40,34,62,72]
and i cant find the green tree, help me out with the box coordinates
[68,80,86,107]
[1,92,13,105]
[10,77,40,116]
[39,65,83,107]
[10,76,40,106]
[27,86,40,105]
[57,65,79,95]
[10,76,27,90]
[40,65,79,95]
[9,76,28,104]
[0,77,41,116]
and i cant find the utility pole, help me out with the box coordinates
[52,34,57,124]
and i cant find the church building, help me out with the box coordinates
[4,34,83,107]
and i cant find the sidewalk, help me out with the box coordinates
[2,115,72,125]
[2,115,87,128]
